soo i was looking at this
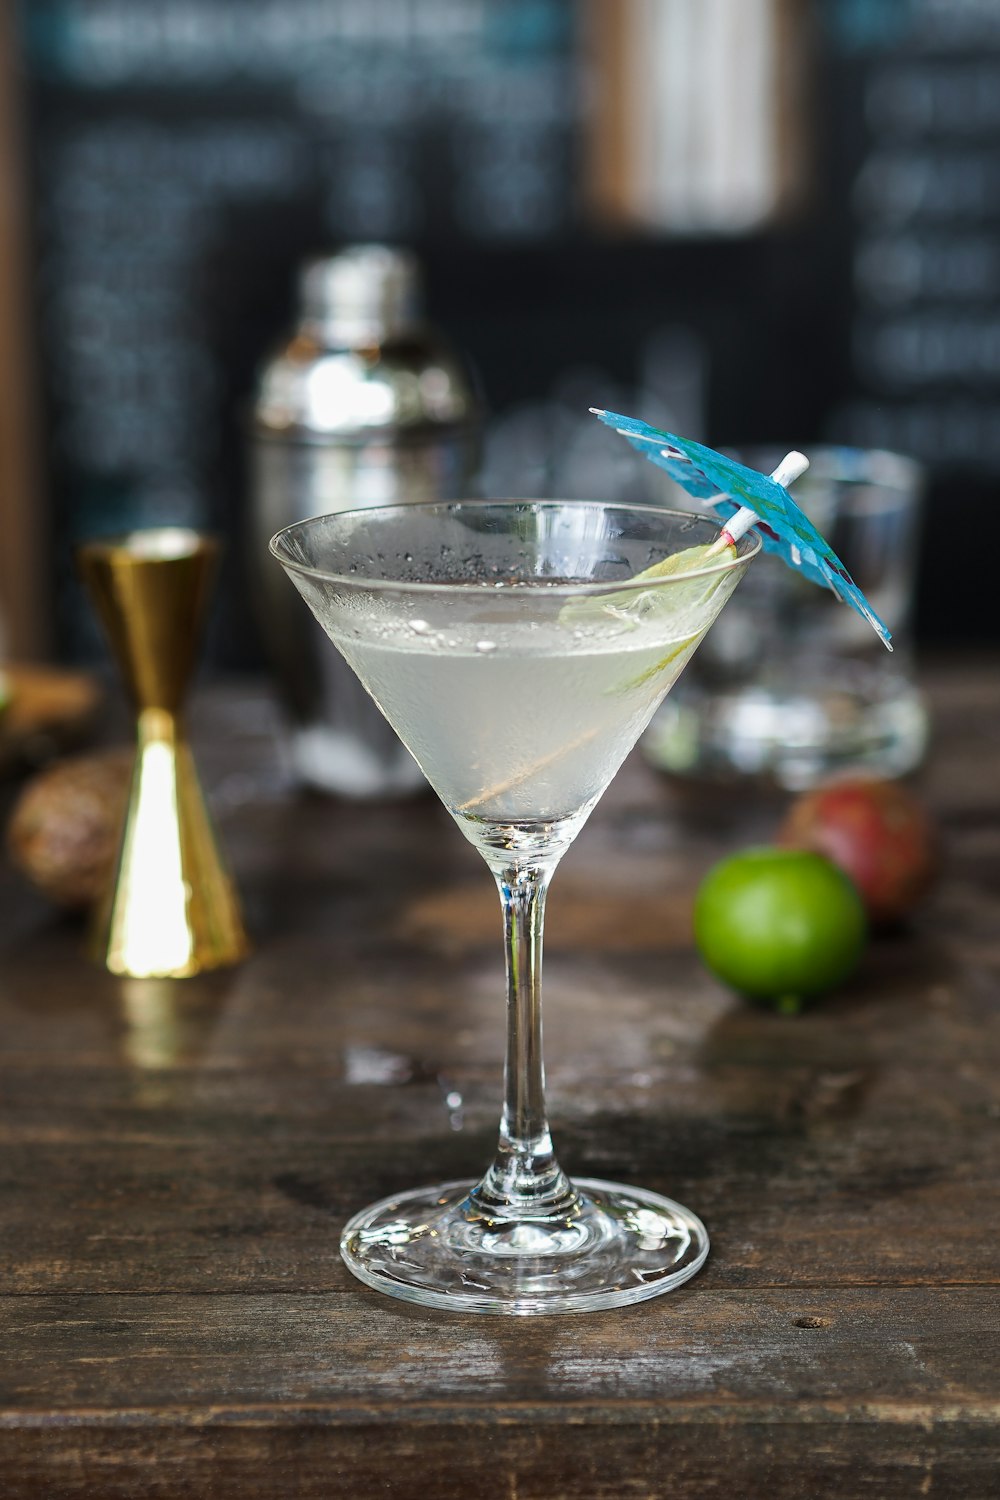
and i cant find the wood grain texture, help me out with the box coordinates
[0,665,998,1497]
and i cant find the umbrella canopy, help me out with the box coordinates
[592,409,892,650]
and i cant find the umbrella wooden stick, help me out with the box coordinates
[456,728,601,813]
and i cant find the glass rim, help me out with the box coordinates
[269,498,761,596]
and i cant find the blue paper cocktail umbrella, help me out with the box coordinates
[591,408,892,650]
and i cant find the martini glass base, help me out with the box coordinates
[340,1178,709,1315]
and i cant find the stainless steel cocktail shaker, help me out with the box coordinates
[251,245,480,796]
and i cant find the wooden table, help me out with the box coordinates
[1,663,998,1498]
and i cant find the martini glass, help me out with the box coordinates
[271,500,759,1314]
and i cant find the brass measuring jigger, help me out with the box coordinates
[78,529,250,978]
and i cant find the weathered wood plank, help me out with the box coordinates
[1,1290,997,1498]
[0,1084,997,1295]
[1,1288,996,1415]
[2,1417,997,1500]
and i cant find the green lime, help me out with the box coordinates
[694,848,867,1010]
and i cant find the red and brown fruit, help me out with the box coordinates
[778,776,936,927]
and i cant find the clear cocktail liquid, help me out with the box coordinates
[322,590,705,836]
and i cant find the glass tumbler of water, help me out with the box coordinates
[643,447,928,789]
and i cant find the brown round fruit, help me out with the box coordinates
[6,750,133,908]
[778,777,935,927]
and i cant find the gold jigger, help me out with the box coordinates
[78,528,250,978]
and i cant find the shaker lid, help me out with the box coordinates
[299,245,420,343]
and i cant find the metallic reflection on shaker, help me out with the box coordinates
[251,245,480,796]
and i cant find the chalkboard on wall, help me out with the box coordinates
[825,0,1000,472]
[19,0,582,663]
[820,0,1000,641]
[17,0,1000,657]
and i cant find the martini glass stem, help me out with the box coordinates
[472,858,577,1218]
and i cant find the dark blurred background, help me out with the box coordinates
[2,0,999,668]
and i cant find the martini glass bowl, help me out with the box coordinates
[271,500,759,1314]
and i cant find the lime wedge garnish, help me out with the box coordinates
[630,541,734,582]
[558,540,737,691]
[560,540,734,632]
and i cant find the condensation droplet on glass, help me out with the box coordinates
[409,618,431,634]
[476,640,497,654]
